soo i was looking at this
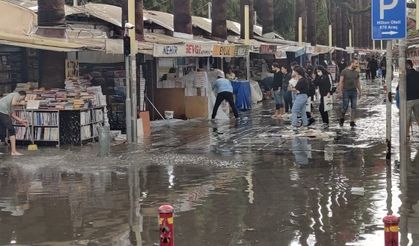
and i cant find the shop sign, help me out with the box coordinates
[235,45,249,56]
[154,44,180,57]
[184,43,213,56]
[212,45,236,57]
[260,45,277,54]
[154,44,213,57]
[275,51,287,59]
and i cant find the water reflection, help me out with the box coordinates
[292,137,310,166]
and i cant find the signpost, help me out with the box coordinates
[372,0,406,40]
[372,0,407,180]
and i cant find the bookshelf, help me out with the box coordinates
[12,107,105,146]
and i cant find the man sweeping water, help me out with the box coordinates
[0,91,28,156]
[211,70,239,120]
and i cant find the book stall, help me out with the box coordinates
[11,74,107,146]
[153,42,214,119]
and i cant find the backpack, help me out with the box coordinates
[307,78,316,97]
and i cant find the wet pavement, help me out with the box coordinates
[1,78,419,245]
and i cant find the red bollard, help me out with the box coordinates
[383,215,400,246]
[159,205,174,246]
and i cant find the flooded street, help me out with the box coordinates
[1,79,419,246]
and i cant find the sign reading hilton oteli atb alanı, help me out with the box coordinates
[372,0,407,40]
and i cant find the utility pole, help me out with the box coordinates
[399,38,407,188]
[385,40,392,160]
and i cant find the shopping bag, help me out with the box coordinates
[324,95,333,112]
[306,97,311,113]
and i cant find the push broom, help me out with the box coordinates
[27,113,38,151]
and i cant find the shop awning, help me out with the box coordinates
[0,39,79,52]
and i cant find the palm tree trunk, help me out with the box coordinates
[38,0,65,26]
[240,0,254,39]
[259,0,274,35]
[37,0,66,88]
[306,0,316,46]
[330,0,336,46]
[212,0,227,40]
[122,0,128,27]
[174,0,192,34]
[295,0,307,42]
[135,0,144,40]
[336,6,343,48]
[342,8,349,48]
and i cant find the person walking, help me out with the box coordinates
[0,91,28,156]
[281,65,293,116]
[211,70,239,120]
[405,60,419,138]
[291,66,309,131]
[337,58,361,127]
[380,57,387,82]
[368,57,378,81]
[338,58,347,74]
[271,63,284,118]
[313,66,332,129]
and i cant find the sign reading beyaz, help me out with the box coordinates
[372,0,406,40]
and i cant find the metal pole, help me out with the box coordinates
[298,17,303,45]
[399,38,407,188]
[125,56,132,143]
[128,0,137,143]
[349,29,353,60]
[244,4,250,81]
[416,0,419,30]
[386,40,393,160]
[208,2,212,19]
[328,25,332,48]
[131,55,138,142]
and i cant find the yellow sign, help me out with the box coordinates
[212,45,236,57]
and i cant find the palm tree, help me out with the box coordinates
[306,0,316,45]
[212,0,227,40]
[136,0,144,40]
[173,0,192,34]
[258,0,274,35]
[295,0,306,42]
[37,0,66,88]
[38,0,66,27]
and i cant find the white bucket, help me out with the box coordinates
[165,111,174,119]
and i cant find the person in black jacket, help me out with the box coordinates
[272,63,284,118]
[313,66,332,129]
[281,65,293,114]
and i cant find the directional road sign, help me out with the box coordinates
[372,0,407,40]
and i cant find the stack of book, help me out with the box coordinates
[11,80,107,110]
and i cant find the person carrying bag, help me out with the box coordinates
[313,66,333,129]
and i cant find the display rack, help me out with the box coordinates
[12,107,105,146]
